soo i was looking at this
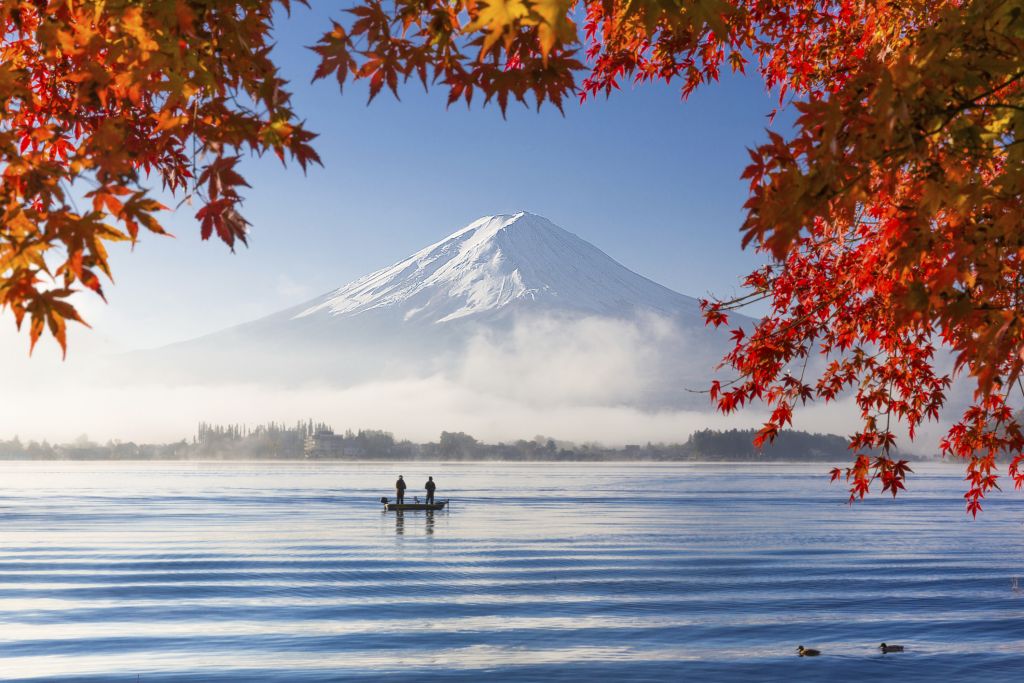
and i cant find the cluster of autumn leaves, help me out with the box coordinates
[702,0,1024,512]
[2,0,1024,513]
[1,0,320,352]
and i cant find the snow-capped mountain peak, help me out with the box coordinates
[295,212,699,324]
[138,211,733,409]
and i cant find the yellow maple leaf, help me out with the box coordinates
[529,0,576,59]
[465,0,532,55]
[121,6,159,52]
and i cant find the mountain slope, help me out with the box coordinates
[293,212,703,325]
[130,212,743,408]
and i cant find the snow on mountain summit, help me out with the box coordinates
[296,212,700,324]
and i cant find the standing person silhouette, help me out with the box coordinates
[425,476,436,505]
[395,475,407,505]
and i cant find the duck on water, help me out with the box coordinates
[796,643,906,657]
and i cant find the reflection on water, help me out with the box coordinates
[392,510,439,537]
[0,461,1022,682]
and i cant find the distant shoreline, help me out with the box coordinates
[0,456,943,464]
[1,426,927,462]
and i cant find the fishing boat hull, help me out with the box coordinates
[383,501,447,511]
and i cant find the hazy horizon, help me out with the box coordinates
[0,211,949,452]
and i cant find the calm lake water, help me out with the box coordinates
[0,461,1023,681]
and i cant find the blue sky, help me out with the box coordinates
[33,6,785,352]
[2,7,865,444]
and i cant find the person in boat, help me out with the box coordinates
[425,476,436,505]
[395,475,407,504]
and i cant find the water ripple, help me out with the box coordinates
[1,461,1023,681]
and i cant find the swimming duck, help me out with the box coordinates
[797,646,821,657]
[879,643,904,654]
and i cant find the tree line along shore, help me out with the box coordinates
[0,423,913,462]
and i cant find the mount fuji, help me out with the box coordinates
[294,212,705,325]
[136,212,745,409]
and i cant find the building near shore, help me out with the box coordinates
[304,429,369,458]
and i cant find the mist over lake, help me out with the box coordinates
[1,461,1022,682]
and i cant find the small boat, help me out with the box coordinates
[380,497,447,512]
